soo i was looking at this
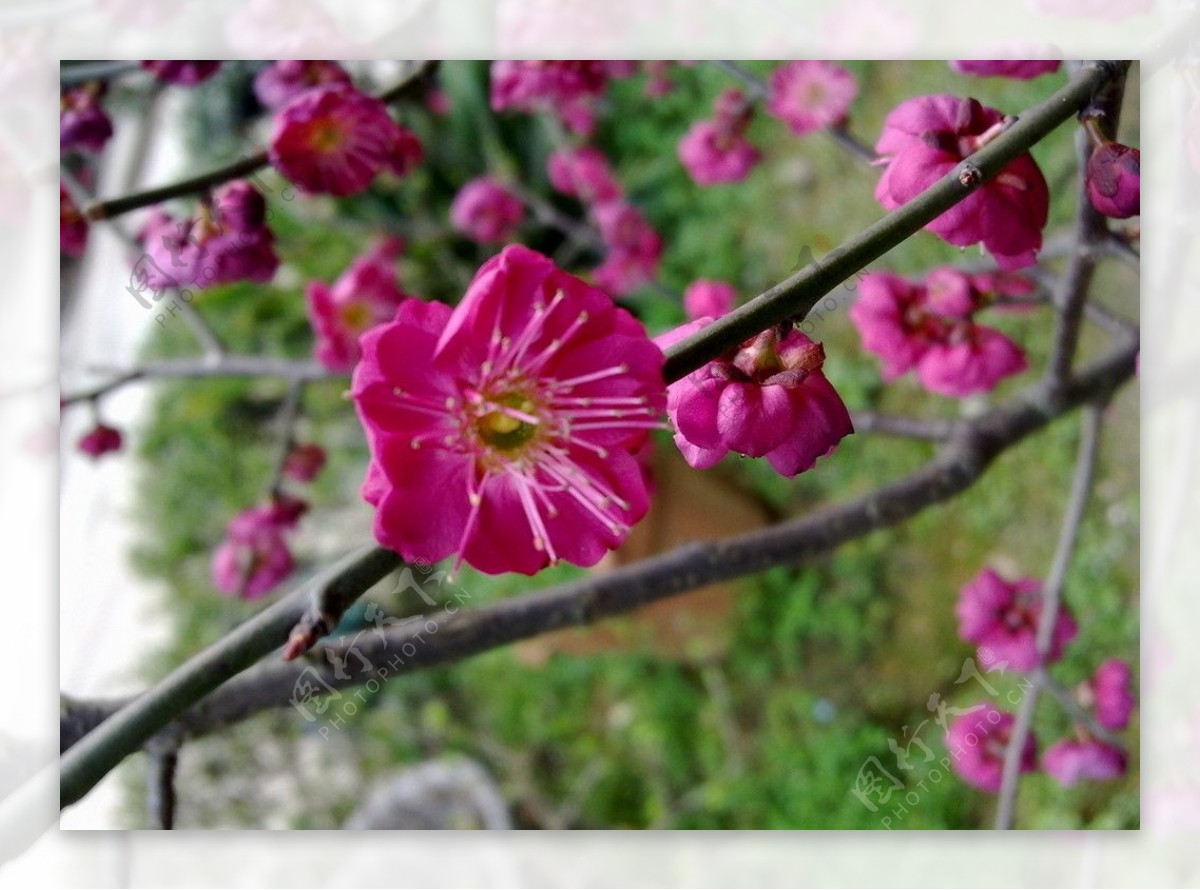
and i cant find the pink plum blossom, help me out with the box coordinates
[874,95,1050,270]
[269,85,424,197]
[351,244,666,575]
[950,60,1062,80]
[283,442,327,483]
[678,120,762,186]
[946,704,1037,792]
[915,326,1029,398]
[60,85,113,153]
[656,321,852,476]
[1086,142,1140,218]
[211,501,298,599]
[490,60,617,136]
[1084,659,1135,731]
[140,61,221,85]
[547,146,622,204]
[1042,739,1127,787]
[592,200,663,296]
[955,568,1078,671]
[253,60,352,110]
[683,280,736,321]
[77,423,122,459]
[60,184,88,257]
[450,177,526,243]
[306,236,408,372]
[766,61,858,137]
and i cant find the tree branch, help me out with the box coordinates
[61,333,1137,773]
[664,61,1122,382]
[83,61,434,221]
[848,411,958,441]
[993,403,1105,830]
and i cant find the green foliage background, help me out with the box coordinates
[121,61,1138,829]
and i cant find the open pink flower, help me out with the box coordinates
[490,60,615,135]
[450,177,525,243]
[306,236,407,372]
[874,95,1049,270]
[547,146,622,204]
[1042,739,1127,787]
[955,568,1078,671]
[269,84,424,197]
[657,321,852,476]
[353,245,666,575]
[253,60,352,110]
[766,61,857,137]
[678,120,762,185]
[60,85,113,153]
[60,183,89,257]
[283,442,327,483]
[211,502,299,599]
[946,704,1037,793]
[591,200,663,296]
[950,60,1062,80]
[140,60,221,85]
[77,423,123,459]
[915,326,1029,397]
[1085,659,1135,731]
[1086,142,1140,219]
[683,280,736,321]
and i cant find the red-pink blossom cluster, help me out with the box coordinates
[282,442,327,483]
[949,60,1062,80]
[947,567,1136,792]
[850,268,1030,397]
[268,84,423,197]
[253,60,352,110]
[352,245,666,575]
[874,95,1049,270]
[77,422,123,459]
[678,88,762,186]
[490,61,633,136]
[136,180,279,291]
[211,495,306,599]
[306,236,410,372]
[60,84,113,154]
[140,60,221,86]
[450,177,526,244]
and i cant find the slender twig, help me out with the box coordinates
[60,546,402,809]
[84,62,433,221]
[60,357,337,406]
[146,742,179,830]
[60,60,143,87]
[665,61,1122,381]
[849,411,958,441]
[60,334,1136,769]
[994,404,1104,830]
[711,61,877,164]
[266,380,307,500]
[1038,669,1124,748]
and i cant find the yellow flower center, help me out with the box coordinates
[477,394,539,451]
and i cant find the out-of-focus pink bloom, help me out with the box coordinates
[547,146,622,204]
[1027,0,1153,21]
[426,87,452,116]
[950,60,1062,80]
[253,60,352,110]
[678,120,762,185]
[955,568,1078,671]
[642,61,677,97]
[1084,659,1136,731]
[850,269,1029,396]
[140,60,221,85]
[874,95,1050,270]
[683,279,736,321]
[1086,142,1140,218]
[269,85,423,197]
[490,60,614,135]
[946,704,1037,792]
[211,502,298,599]
[1042,739,1127,786]
[306,236,408,372]
[592,201,663,296]
[136,180,279,291]
[283,442,327,483]
[656,321,853,476]
[449,177,525,243]
[60,85,113,153]
[77,423,122,459]
[352,244,667,575]
[766,61,858,137]
[60,184,89,257]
